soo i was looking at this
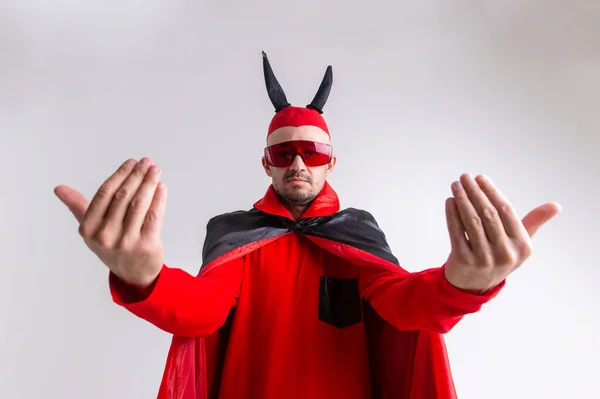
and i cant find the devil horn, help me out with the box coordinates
[262,51,290,112]
[306,65,333,114]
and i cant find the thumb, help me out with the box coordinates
[54,185,89,223]
[522,202,561,238]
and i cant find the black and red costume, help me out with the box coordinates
[109,52,504,399]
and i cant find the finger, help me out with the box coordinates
[54,185,89,223]
[521,202,561,238]
[451,179,489,256]
[122,164,162,236]
[79,158,138,236]
[141,181,168,240]
[460,173,506,244]
[474,174,526,238]
[101,157,155,234]
[445,197,471,255]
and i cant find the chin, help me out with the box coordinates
[274,180,318,202]
[283,188,315,205]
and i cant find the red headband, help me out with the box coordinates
[262,51,332,137]
[267,106,329,136]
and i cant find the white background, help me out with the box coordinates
[1,1,598,398]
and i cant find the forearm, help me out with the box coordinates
[109,261,242,337]
[360,264,504,333]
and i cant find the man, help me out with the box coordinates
[54,52,561,399]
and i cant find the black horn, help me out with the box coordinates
[306,65,333,114]
[262,51,290,112]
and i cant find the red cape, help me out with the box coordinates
[111,182,503,398]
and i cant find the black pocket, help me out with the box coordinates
[319,276,362,328]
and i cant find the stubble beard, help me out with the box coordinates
[273,175,318,207]
[280,186,315,206]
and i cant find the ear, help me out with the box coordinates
[262,156,273,177]
[325,154,337,177]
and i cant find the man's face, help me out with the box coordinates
[262,125,336,206]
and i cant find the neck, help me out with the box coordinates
[274,192,312,221]
[286,204,309,221]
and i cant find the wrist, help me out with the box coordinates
[442,264,500,295]
[109,268,161,305]
[115,267,162,291]
[132,270,161,291]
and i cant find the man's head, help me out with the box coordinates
[260,52,336,207]
[262,125,336,206]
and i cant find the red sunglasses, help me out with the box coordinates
[264,140,333,167]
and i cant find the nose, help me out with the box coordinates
[289,154,307,171]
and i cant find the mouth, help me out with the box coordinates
[287,177,309,183]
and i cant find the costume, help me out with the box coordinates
[108,52,505,399]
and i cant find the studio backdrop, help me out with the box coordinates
[1,1,598,398]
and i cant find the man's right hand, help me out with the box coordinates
[54,157,168,288]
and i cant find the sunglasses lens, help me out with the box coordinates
[265,141,332,167]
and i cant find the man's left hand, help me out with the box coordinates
[443,173,561,293]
